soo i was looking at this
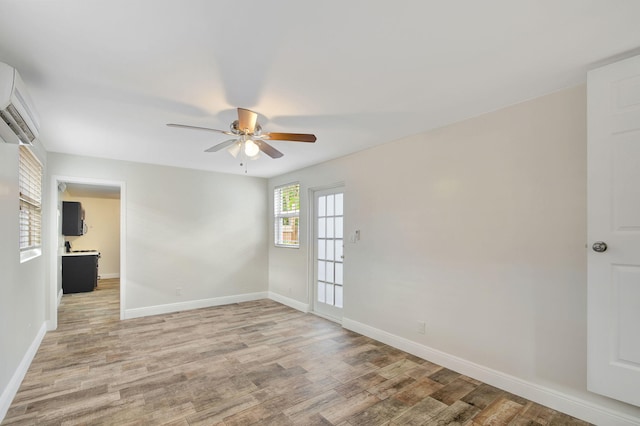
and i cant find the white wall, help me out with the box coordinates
[48,154,269,313]
[62,194,120,278]
[268,85,640,421]
[0,140,48,418]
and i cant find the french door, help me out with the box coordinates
[313,187,344,321]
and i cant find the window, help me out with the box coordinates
[19,145,42,254]
[274,183,300,247]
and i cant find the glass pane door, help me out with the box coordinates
[313,188,344,320]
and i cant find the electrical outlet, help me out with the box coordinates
[417,321,426,335]
[176,287,182,296]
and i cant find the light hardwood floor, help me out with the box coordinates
[2,279,590,425]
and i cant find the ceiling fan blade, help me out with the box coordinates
[237,108,258,133]
[167,123,235,136]
[205,139,238,152]
[256,140,284,158]
[263,132,317,143]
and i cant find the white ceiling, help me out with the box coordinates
[1,1,639,178]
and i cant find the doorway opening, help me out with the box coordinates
[48,176,126,330]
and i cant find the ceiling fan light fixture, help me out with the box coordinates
[244,139,260,157]
[228,141,242,158]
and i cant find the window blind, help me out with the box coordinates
[274,183,300,247]
[19,146,42,250]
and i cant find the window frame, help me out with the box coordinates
[274,182,300,248]
[19,145,43,263]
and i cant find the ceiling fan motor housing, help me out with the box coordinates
[230,120,262,136]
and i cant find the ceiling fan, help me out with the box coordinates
[167,108,316,160]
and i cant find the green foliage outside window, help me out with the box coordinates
[280,185,299,214]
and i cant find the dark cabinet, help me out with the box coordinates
[62,201,84,236]
[62,255,98,293]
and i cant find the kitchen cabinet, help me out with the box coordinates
[62,201,85,236]
[62,254,98,293]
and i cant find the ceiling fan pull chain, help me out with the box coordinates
[239,148,249,173]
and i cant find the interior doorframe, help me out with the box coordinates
[307,182,345,323]
[48,175,127,330]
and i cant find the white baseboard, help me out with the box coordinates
[0,322,47,422]
[99,273,120,279]
[57,288,63,307]
[124,292,269,319]
[268,291,309,313]
[342,318,640,426]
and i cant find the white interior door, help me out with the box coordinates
[587,54,640,407]
[313,187,344,321]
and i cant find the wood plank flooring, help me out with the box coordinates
[2,279,591,425]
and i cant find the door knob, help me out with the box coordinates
[592,241,608,253]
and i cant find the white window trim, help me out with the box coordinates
[20,247,42,263]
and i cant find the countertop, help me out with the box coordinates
[61,251,100,257]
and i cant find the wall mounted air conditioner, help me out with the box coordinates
[0,62,40,145]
